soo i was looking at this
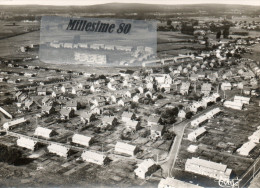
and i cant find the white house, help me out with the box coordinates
[134,159,158,179]
[187,127,207,141]
[114,141,138,156]
[81,150,109,165]
[72,134,93,147]
[17,137,37,151]
[221,82,232,91]
[158,177,203,188]
[185,157,232,181]
[3,117,27,130]
[234,96,250,105]
[47,143,70,158]
[224,101,243,110]
[34,127,54,139]
[237,141,257,156]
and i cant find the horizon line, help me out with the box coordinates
[0,2,260,7]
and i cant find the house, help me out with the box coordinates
[41,105,55,115]
[187,127,207,141]
[137,86,144,94]
[65,100,78,111]
[144,91,153,98]
[118,99,130,107]
[159,84,171,93]
[132,95,140,103]
[72,134,93,147]
[81,150,109,165]
[37,87,47,96]
[158,177,203,188]
[24,100,37,110]
[17,137,38,151]
[3,118,27,130]
[187,145,199,153]
[178,109,187,119]
[47,143,71,158]
[234,96,250,105]
[147,115,162,127]
[224,100,243,110]
[90,107,102,115]
[60,108,74,120]
[190,74,199,81]
[100,116,117,128]
[114,141,138,156]
[243,87,251,95]
[237,141,257,156]
[146,82,154,90]
[122,111,135,122]
[180,82,190,95]
[134,159,158,179]
[79,112,95,124]
[34,127,55,139]
[189,101,203,113]
[151,124,165,138]
[201,83,212,96]
[248,129,260,143]
[125,90,136,98]
[126,120,141,131]
[185,157,232,181]
[221,82,232,91]
[42,97,51,106]
[15,91,23,100]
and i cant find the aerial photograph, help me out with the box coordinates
[1,0,260,187]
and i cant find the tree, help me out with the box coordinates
[216,30,221,39]
[185,112,193,119]
[223,27,230,39]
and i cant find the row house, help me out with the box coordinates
[187,127,207,141]
[185,157,232,181]
[180,82,191,95]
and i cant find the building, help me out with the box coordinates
[187,127,207,141]
[234,96,250,105]
[248,129,260,143]
[221,82,232,91]
[17,137,38,151]
[180,82,190,95]
[100,116,117,128]
[158,177,203,188]
[3,117,27,130]
[237,141,257,156]
[65,100,78,111]
[187,145,198,153]
[185,157,232,181]
[114,141,138,156]
[134,159,158,179]
[201,83,212,96]
[81,150,109,165]
[37,87,47,96]
[34,127,55,139]
[147,115,162,127]
[122,111,135,122]
[126,120,141,131]
[151,124,165,138]
[224,100,243,110]
[47,143,70,158]
[60,108,74,120]
[42,105,55,115]
[72,134,93,147]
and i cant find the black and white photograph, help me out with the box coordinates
[0,0,260,187]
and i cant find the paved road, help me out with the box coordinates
[160,104,222,177]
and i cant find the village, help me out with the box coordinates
[0,30,260,187]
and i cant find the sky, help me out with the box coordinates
[0,0,260,6]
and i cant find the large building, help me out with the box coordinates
[17,137,37,151]
[47,143,70,158]
[74,52,107,65]
[185,157,232,181]
[114,141,138,156]
[72,134,93,147]
[158,177,203,188]
[81,150,109,165]
[134,159,158,179]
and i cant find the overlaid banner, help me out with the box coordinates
[39,16,157,66]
